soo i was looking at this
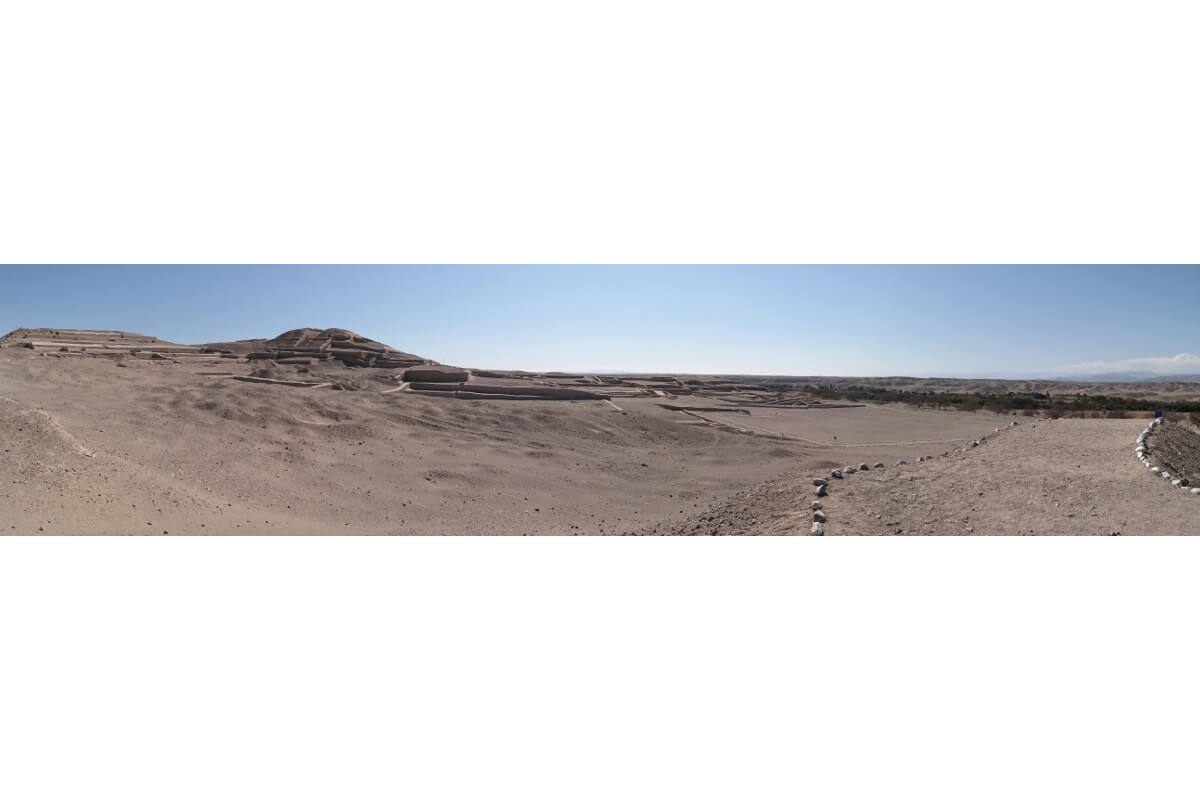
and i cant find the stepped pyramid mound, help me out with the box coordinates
[0,328,231,362]
[241,328,437,369]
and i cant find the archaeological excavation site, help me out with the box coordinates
[2,326,1199,536]
[0,326,871,405]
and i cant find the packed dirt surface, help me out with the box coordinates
[691,404,1000,448]
[662,418,1200,535]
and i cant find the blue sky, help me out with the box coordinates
[1,265,1197,376]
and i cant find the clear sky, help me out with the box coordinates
[1,265,1197,377]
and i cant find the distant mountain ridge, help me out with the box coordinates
[1048,372,1200,383]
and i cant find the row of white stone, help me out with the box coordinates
[1137,418,1200,496]
[811,460,912,534]
[807,419,1026,535]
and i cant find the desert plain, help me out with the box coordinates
[2,327,1199,535]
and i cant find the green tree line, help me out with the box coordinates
[793,385,1200,423]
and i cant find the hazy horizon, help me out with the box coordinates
[2,265,1197,377]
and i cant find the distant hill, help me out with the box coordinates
[1050,373,1200,383]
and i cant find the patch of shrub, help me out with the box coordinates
[801,385,1200,419]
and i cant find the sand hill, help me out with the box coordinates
[0,346,825,534]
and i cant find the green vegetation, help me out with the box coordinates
[794,385,1200,419]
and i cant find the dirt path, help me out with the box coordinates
[659,418,1200,535]
[679,409,981,447]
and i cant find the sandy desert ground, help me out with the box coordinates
[663,417,1200,535]
[2,329,1198,535]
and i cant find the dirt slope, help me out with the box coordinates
[662,418,1200,535]
[0,350,813,534]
